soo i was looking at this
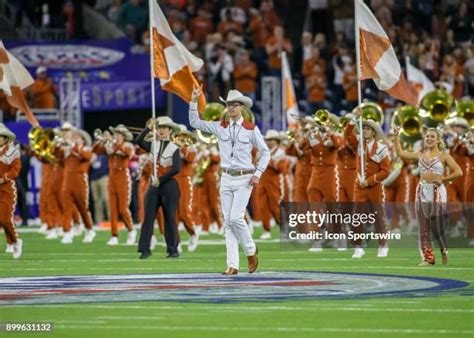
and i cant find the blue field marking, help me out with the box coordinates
[0,271,470,306]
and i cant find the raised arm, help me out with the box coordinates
[189,85,218,135]
[134,127,151,152]
[394,131,419,161]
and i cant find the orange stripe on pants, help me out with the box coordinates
[256,174,281,232]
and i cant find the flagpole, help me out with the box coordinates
[149,0,157,180]
[355,0,365,181]
[281,51,286,131]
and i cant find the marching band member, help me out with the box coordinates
[38,157,53,233]
[45,123,73,239]
[307,111,342,252]
[452,128,474,245]
[189,86,270,275]
[60,128,95,244]
[256,129,286,240]
[0,123,22,259]
[136,117,181,259]
[394,127,462,265]
[175,124,199,251]
[445,118,469,235]
[93,124,137,246]
[344,110,390,258]
[383,134,410,232]
[201,143,224,234]
[285,122,312,203]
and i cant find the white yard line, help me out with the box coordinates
[49,324,474,335]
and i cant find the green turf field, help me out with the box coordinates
[1,228,473,338]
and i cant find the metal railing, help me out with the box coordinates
[16,109,61,122]
[17,28,68,41]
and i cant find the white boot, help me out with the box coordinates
[188,233,199,252]
[126,229,137,245]
[61,231,74,244]
[260,231,272,240]
[308,240,323,252]
[5,244,14,253]
[107,236,119,246]
[469,239,474,246]
[177,242,183,254]
[83,229,96,243]
[337,238,347,252]
[150,235,158,250]
[377,245,389,257]
[13,239,23,259]
[46,229,58,240]
[352,247,365,258]
[39,224,48,234]
[74,223,85,236]
[209,223,218,234]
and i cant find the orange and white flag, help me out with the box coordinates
[281,51,298,129]
[0,41,38,126]
[355,0,417,105]
[406,58,435,103]
[149,0,206,111]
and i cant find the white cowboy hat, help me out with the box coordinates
[264,129,284,141]
[446,117,469,129]
[0,123,15,141]
[60,122,73,131]
[73,128,92,146]
[360,120,385,140]
[36,66,47,75]
[109,124,133,141]
[156,116,180,132]
[219,89,253,108]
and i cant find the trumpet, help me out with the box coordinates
[286,129,298,143]
[172,132,197,147]
[93,129,114,144]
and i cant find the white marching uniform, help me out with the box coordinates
[189,102,270,270]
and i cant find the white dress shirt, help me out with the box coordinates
[189,102,270,178]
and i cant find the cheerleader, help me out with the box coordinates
[394,127,462,266]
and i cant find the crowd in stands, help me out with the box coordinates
[92,0,472,116]
[3,0,473,121]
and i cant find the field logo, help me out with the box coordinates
[0,271,468,306]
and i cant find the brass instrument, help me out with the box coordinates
[192,156,211,185]
[172,132,197,147]
[93,128,114,144]
[353,102,384,125]
[197,102,225,144]
[453,99,474,127]
[286,129,298,143]
[392,105,422,143]
[314,109,331,126]
[419,89,455,127]
[28,127,56,162]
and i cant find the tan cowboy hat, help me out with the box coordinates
[109,124,133,141]
[73,128,92,146]
[156,116,180,132]
[264,129,284,141]
[219,89,253,109]
[0,123,15,141]
[177,124,195,137]
[446,117,469,129]
[36,66,47,75]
